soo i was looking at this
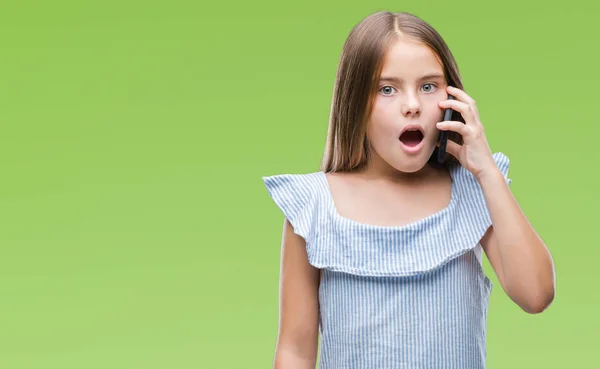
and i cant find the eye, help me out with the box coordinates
[379,85,397,96]
[421,83,437,93]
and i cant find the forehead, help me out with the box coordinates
[380,38,444,77]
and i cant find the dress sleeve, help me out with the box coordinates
[492,152,512,185]
[262,173,320,241]
[449,152,512,249]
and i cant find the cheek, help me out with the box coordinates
[423,99,444,123]
[368,120,396,143]
[367,120,396,150]
[371,99,390,122]
[371,100,398,130]
[426,93,445,116]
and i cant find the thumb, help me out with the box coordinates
[445,140,462,158]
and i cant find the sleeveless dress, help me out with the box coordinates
[262,152,511,369]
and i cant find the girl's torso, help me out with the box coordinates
[262,152,511,369]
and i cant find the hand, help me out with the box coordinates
[436,86,498,181]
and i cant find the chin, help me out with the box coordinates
[389,152,433,174]
[391,145,435,173]
[393,160,428,174]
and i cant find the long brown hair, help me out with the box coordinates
[320,11,465,173]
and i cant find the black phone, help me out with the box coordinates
[437,94,455,163]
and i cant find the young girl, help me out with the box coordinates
[262,11,555,369]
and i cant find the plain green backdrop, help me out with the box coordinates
[0,0,597,368]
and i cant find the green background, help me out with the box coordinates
[0,0,596,368]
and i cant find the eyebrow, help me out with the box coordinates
[379,73,445,83]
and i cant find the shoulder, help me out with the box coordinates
[262,171,324,189]
[261,171,327,241]
[450,152,512,186]
[448,152,512,243]
[262,171,325,208]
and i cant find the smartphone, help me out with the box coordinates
[437,94,455,163]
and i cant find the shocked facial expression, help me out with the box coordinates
[367,37,449,174]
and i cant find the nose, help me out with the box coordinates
[401,93,421,117]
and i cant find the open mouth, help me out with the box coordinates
[399,127,424,147]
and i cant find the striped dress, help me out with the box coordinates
[262,152,511,369]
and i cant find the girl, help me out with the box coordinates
[262,11,555,369]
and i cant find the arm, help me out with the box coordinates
[437,86,556,315]
[273,218,320,369]
[478,169,556,314]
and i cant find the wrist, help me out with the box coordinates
[475,166,504,187]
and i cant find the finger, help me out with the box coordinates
[447,86,479,115]
[436,120,469,136]
[445,139,462,158]
[438,99,477,124]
